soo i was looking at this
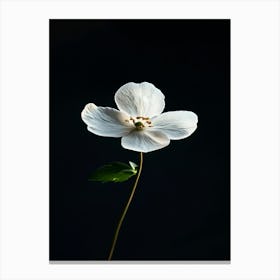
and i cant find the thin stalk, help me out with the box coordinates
[108,152,143,260]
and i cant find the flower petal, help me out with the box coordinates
[151,111,198,140]
[114,82,165,118]
[81,103,133,137]
[121,129,170,153]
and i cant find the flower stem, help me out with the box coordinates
[108,152,143,260]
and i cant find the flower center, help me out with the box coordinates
[125,116,152,130]
[134,121,145,129]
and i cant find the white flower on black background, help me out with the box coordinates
[81,82,198,152]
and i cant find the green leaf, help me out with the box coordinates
[129,161,138,170]
[89,161,138,183]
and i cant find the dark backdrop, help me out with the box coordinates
[50,19,230,261]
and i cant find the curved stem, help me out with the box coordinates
[108,152,143,260]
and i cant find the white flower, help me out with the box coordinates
[81,82,198,153]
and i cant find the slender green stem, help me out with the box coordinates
[108,152,143,260]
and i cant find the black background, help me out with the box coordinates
[50,20,230,261]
